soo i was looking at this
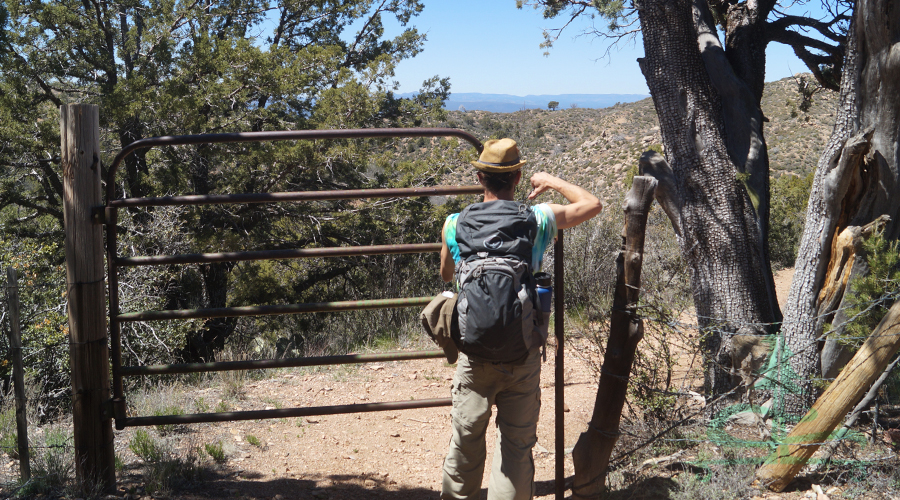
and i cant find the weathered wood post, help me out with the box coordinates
[5,267,30,481]
[571,176,656,499]
[61,104,116,492]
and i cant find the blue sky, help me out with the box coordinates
[382,1,809,96]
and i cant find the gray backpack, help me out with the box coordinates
[453,201,545,363]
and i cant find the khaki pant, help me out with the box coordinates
[441,349,542,500]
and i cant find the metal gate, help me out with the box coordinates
[99,127,566,497]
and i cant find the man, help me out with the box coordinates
[440,138,602,500]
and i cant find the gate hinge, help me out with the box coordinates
[91,206,114,225]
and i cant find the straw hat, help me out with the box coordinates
[471,138,526,172]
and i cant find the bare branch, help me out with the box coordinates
[767,22,844,52]
[768,13,849,43]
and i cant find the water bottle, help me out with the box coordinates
[534,272,552,338]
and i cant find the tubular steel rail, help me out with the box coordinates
[102,127,566,497]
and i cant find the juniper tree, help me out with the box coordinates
[519,0,898,411]
[0,0,456,365]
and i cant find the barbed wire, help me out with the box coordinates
[563,280,900,469]
[1,253,898,475]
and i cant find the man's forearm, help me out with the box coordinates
[529,172,602,229]
[548,176,597,205]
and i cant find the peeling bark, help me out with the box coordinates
[781,0,900,414]
[639,151,682,238]
[819,216,890,379]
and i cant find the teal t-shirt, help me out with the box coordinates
[443,203,557,271]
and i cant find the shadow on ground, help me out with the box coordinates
[167,472,609,499]
[602,476,678,499]
[168,471,442,499]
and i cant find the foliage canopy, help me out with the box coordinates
[0,0,468,401]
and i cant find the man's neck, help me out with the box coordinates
[483,190,515,202]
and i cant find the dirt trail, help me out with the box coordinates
[110,268,806,500]
[114,338,599,500]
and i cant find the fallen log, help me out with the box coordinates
[757,299,900,491]
[811,353,900,471]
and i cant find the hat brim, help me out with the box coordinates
[470,159,526,173]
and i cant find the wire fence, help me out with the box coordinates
[1,258,899,493]
[0,266,77,493]
[560,281,900,481]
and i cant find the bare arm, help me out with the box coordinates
[440,228,455,282]
[527,172,603,229]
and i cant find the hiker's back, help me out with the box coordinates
[454,201,541,363]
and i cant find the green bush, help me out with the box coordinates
[0,408,18,459]
[153,405,185,436]
[769,172,814,269]
[19,427,74,497]
[831,231,900,350]
[204,441,226,463]
[129,429,163,463]
[129,429,201,494]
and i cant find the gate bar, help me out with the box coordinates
[121,398,451,427]
[106,128,483,203]
[102,127,570,495]
[117,243,442,267]
[107,185,484,208]
[105,128,483,434]
[117,296,432,322]
[554,231,565,500]
[121,349,446,376]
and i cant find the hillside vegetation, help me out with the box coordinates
[405,74,835,199]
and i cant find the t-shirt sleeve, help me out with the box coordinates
[531,203,558,271]
[443,213,461,264]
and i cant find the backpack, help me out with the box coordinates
[453,200,545,363]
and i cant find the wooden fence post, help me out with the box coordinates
[571,176,657,499]
[5,267,30,482]
[61,104,115,493]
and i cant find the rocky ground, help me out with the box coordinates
[110,338,601,500]
[7,268,899,499]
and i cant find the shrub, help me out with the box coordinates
[548,192,691,428]
[129,429,163,463]
[129,429,201,494]
[831,231,900,351]
[672,463,761,500]
[153,405,185,436]
[19,427,74,497]
[0,408,18,459]
[204,441,226,463]
[769,172,813,269]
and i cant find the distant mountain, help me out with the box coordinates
[398,92,649,113]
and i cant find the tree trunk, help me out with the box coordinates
[180,145,238,362]
[780,0,900,414]
[636,0,781,397]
